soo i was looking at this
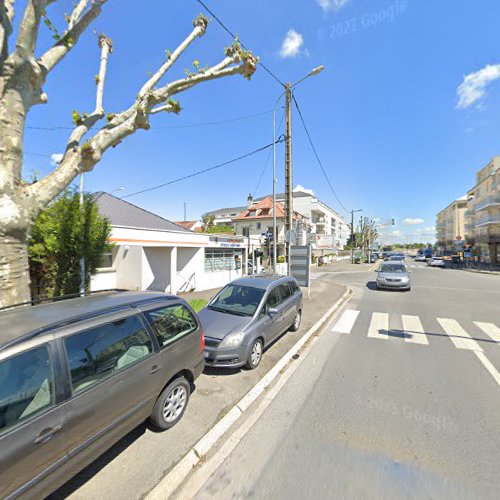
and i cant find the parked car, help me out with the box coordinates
[198,276,303,370]
[0,291,204,500]
[375,262,411,291]
[247,260,265,274]
[428,256,446,268]
[369,253,378,263]
[415,254,427,262]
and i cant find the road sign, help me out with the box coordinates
[454,239,465,252]
[290,245,311,296]
[285,229,297,244]
[315,234,335,249]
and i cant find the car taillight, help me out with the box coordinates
[200,331,205,352]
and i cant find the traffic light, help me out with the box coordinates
[254,250,264,259]
[391,218,395,225]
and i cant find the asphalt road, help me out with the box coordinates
[188,261,500,499]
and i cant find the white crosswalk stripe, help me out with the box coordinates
[474,322,500,344]
[367,312,389,340]
[331,309,360,334]
[437,318,483,352]
[402,315,429,345]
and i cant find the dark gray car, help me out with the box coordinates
[0,291,204,500]
[198,276,303,369]
[376,262,411,291]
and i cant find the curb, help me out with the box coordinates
[146,286,352,500]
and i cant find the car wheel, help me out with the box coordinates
[289,310,302,331]
[245,339,263,370]
[149,376,190,430]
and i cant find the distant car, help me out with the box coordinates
[386,255,405,262]
[375,262,411,291]
[415,254,427,262]
[247,260,265,274]
[428,257,446,267]
[369,253,377,263]
[199,276,303,370]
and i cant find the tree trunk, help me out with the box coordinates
[0,233,31,308]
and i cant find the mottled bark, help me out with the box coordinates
[0,234,31,307]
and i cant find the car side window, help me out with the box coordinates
[64,315,153,395]
[143,304,198,348]
[259,286,281,320]
[279,283,292,301]
[0,345,54,434]
[288,281,299,295]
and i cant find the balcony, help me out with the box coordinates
[435,223,446,229]
[314,217,327,226]
[464,210,474,217]
[475,193,500,212]
[475,214,500,227]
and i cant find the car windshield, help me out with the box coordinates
[208,284,265,317]
[380,264,406,273]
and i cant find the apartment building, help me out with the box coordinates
[466,157,500,264]
[435,196,467,250]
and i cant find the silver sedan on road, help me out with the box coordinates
[375,262,411,291]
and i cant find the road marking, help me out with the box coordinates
[331,309,360,334]
[474,322,500,344]
[402,315,429,345]
[474,351,500,387]
[437,318,483,352]
[368,312,389,340]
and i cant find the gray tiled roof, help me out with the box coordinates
[94,192,190,233]
[206,205,246,217]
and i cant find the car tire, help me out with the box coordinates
[149,377,190,430]
[245,339,263,370]
[289,310,302,332]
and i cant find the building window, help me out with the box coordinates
[204,249,240,272]
[256,222,261,230]
[98,250,114,268]
[242,227,250,237]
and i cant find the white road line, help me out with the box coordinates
[474,322,500,344]
[474,351,500,387]
[331,309,360,334]
[402,315,429,345]
[368,312,389,340]
[437,318,483,352]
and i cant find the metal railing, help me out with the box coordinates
[475,193,500,212]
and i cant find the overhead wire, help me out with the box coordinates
[122,138,285,199]
[192,0,285,88]
[291,93,350,215]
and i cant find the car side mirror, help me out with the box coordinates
[267,307,278,316]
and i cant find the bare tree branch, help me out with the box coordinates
[15,0,46,59]
[38,0,106,74]
[68,0,88,29]
[0,0,15,62]
[138,14,208,99]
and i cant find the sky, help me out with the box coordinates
[22,0,500,244]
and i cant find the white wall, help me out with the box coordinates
[143,247,171,292]
[177,247,203,291]
[115,245,143,291]
[90,269,117,291]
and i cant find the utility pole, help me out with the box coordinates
[79,174,85,297]
[284,83,293,275]
[350,210,354,264]
[183,201,187,222]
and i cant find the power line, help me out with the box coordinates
[252,111,285,197]
[193,0,285,88]
[122,138,285,199]
[292,94,350,215]
[26,109,272,132]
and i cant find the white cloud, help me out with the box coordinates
[280,29,304,58]
[50,153,63,166]
[403,217,424,225]
[294,184,315,195]
[457,64,500,109]
[317,0,350,12]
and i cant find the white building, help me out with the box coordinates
[90,193,260,294]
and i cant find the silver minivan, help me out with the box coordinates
[199,276,303,369]
[0,291,205,499]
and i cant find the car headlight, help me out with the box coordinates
[219,332,245,349]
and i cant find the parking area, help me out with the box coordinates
[50,275,346,500]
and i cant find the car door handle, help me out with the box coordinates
[150,365,161,374]
[34,424,64,444]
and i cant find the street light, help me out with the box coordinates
[110,187,124,196]
[350,209,363,264]
[272,65,325,274]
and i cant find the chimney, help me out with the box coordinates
[247,193,253,209]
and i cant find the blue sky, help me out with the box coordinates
[23,0,500,243]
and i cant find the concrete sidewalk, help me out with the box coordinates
[56,275,347,500]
